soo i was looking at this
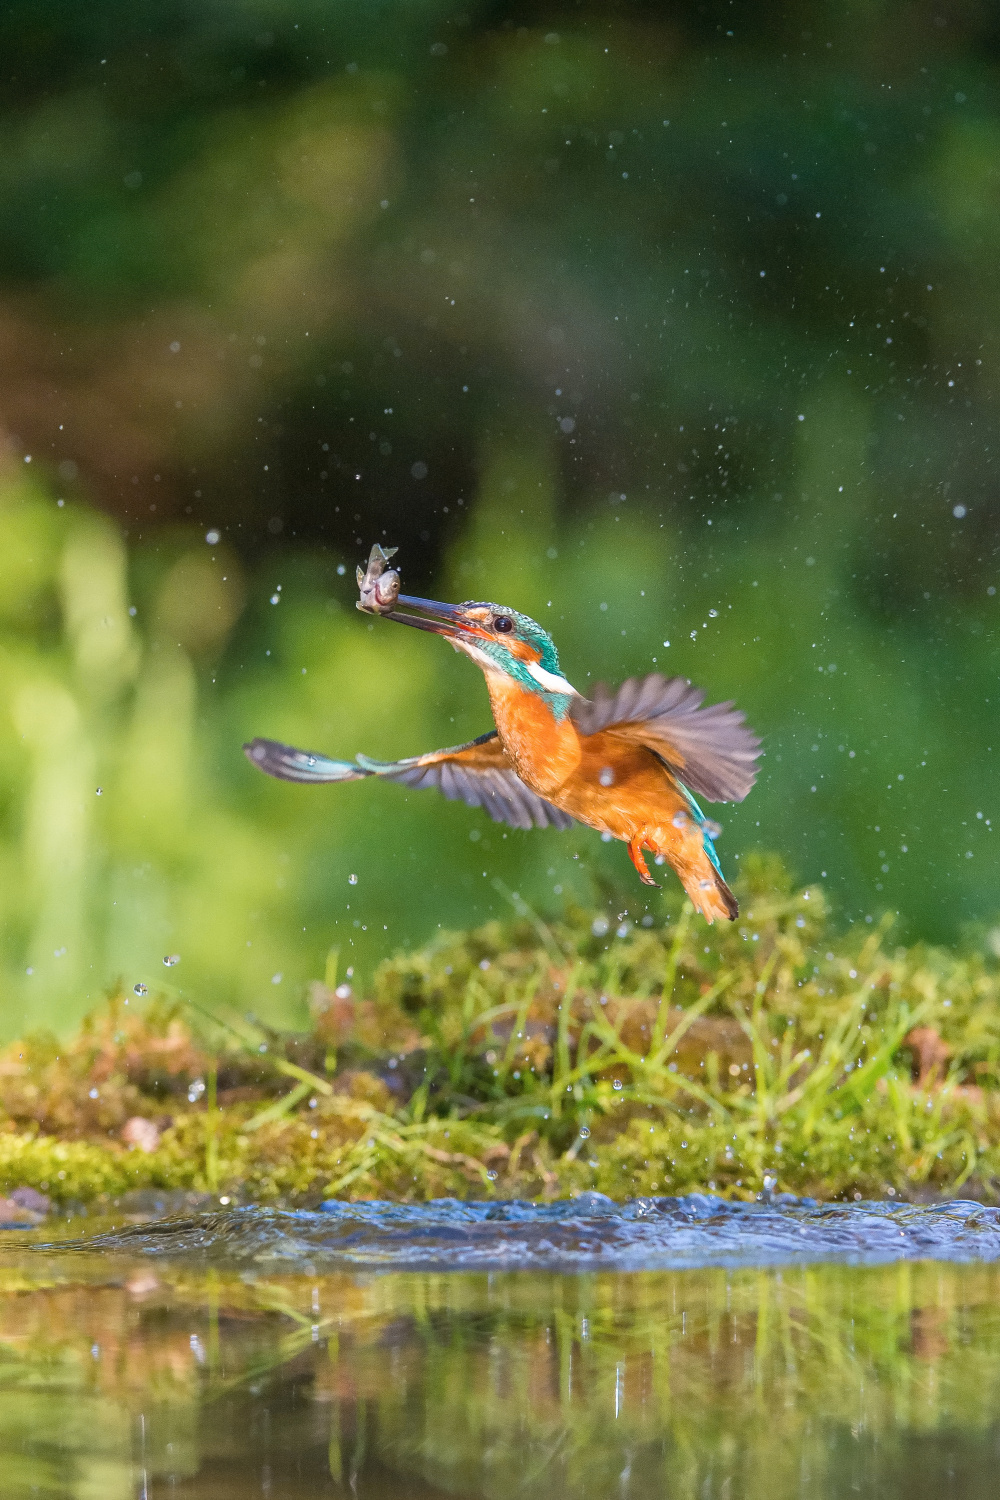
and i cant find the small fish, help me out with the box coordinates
[356,543,400,614]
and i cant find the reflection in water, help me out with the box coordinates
[2,1241,1000,1497]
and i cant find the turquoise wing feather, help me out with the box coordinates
[243,739,365,783]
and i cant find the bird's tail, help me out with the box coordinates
[674,786,739,923]
[680,860,739,924]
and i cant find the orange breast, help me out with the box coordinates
[484,674,582,797]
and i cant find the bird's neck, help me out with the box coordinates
[483,672,581,796]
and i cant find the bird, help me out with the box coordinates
[244,574,761,923]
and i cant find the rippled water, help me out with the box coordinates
[4,1197,1000,1498]
[52,1192,1000,1272]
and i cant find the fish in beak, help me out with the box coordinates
[356,546,494,646]
[356,543,400,612]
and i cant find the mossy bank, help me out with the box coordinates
[2,858,999,1213]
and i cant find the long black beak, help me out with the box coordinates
[382,595,484,640]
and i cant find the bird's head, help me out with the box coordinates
[385,594,578,704]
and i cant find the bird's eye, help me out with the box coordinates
[492,616,514,634]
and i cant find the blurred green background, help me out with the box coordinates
[0,0,997,1036]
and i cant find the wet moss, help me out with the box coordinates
[4,864,1000,1208]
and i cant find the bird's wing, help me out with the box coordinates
[244,731,574,831]
[570,673,761,802]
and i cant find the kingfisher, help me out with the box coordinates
[245,549,761,922]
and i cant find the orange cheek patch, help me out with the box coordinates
[506,639,542,664]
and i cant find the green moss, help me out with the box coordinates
[0,1131,155,1202]
[3,865,1000,1208]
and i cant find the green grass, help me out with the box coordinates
[2,857,1000,1209]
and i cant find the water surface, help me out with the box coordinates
[61,1192,1000,1271]
[4,1198,1000,1498]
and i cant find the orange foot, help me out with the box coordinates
[627,835,660,888]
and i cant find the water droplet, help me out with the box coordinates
[348,873,358,885]
[133,982,148,995]
[599,766,615,787]
[270,593,281,605]
[708,608,718,618]
[163,954,180,967]
[271,972,283,984]
[95,787,102,796]
[591,916,610,937]
[205,529,220,545]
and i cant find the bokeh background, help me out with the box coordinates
[0,0,998,1036]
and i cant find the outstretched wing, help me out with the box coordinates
[244,731,574,831]
[570,674,761,803]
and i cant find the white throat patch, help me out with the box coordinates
[525,661,580,697]
[450,639,496,671]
